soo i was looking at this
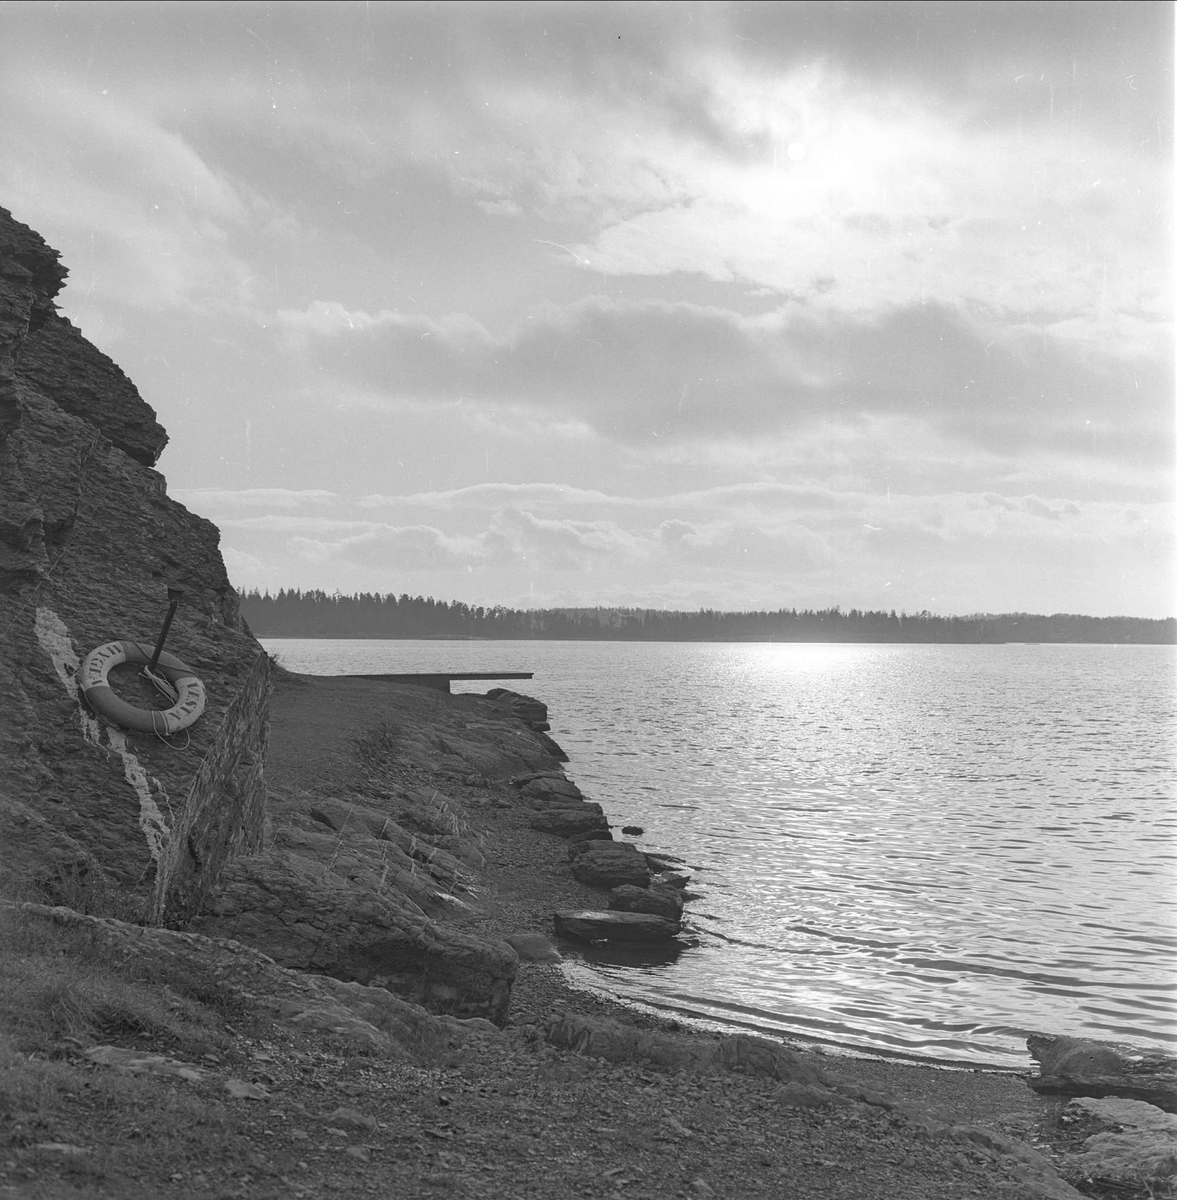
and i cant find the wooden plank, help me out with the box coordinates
[346,671,533,695]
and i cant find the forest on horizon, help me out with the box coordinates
[238,589,1176,645]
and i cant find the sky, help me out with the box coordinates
[2,0,1172,617]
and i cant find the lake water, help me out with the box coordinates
[261,638,1176,1068]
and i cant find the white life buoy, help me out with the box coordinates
[79,640,206,735]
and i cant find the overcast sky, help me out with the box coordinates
[3,1,1171,616]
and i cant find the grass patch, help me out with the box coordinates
[0,904,254,1060]
[0,906,256,1196]
[33,862,146,923]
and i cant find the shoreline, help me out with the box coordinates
[265,671,1039,1109]
[1,668,1098,1200]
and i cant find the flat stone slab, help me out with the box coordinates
[529,804,609,838]
[554,910,681,943]
[608,883,684,920]
[569,841,651,888]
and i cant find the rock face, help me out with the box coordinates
[1027,1034,1177,1113]
[0,206,270,924]
[569,841,651,889]
[554,910,681,942]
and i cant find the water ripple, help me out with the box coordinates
[265,638,1177,1068]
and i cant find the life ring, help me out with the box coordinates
[79,640,206,735]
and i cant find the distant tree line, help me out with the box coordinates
[238,589,1176,644]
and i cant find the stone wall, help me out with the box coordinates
[0,205,269,923]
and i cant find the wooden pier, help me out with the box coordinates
[346,671,533,695]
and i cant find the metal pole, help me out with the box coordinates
[148,587,184,673]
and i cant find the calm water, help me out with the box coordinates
[262,638,1177,1067]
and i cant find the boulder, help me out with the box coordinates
[609,883,684,921]
[530,804,610,838]
[554,910,681,942]
[0,206,269,924]
[1028,1034,1177,1112]
[569,841,651,889]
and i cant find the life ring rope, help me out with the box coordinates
[79,640,206,736]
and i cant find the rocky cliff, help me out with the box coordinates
[0,206,269,924]
[0,207,562,1027]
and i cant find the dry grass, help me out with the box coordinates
[0,904,238,1059]
[0,904,257,1196]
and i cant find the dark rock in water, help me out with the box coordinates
[621,825,644,836]
[530,805,610,838]
[554,910,681,943]
[505,933,562,963]
[644,851,686,870]
[0,205,269,924]
[609,883,684,921]
[1027,1034,1177,1112]
[569,841,651,889]
[652,869,692,890]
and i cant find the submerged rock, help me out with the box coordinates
[554,910,681,943]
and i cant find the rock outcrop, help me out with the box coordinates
[0,206,269,924]
[1027,1034,1177,1113]
[1056,1097,1177,1196]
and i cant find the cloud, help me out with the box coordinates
[290,524,485,570]
[359,483,617,510]
[272,294,1172,459]
[174,487,337,510]
[0,71,263,317]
